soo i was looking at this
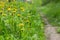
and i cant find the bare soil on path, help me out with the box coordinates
[40,13,60,40]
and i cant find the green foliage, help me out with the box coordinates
[0,1,45,40]
[57,27,60,33]
[41,0,60,6]
[46,3,60,26]
[41,2,60,26]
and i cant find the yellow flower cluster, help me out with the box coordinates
[8,7,11,11]
[0,2,5,8]
[18,23,24,27]
[20,7,25,11]
[7,6,25,12]
[17,14,21,17]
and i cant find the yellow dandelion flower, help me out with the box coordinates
[18,23,24,27]
[17,14,21,17]
[20,7,25,11]
[8,7,11,11]
[0,2,5,8]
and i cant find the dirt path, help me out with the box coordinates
[40,13,60,40]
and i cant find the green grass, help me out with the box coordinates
[41,2,60,26]
[0,1,45,40]
[41,2,60,33]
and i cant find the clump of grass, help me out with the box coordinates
[0,1,45,40]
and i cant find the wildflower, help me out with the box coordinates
[18,23,24,27]
[0,2,5,8]
[8,7,11,11]
[20,7,25,11]
[17,14,21,17]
